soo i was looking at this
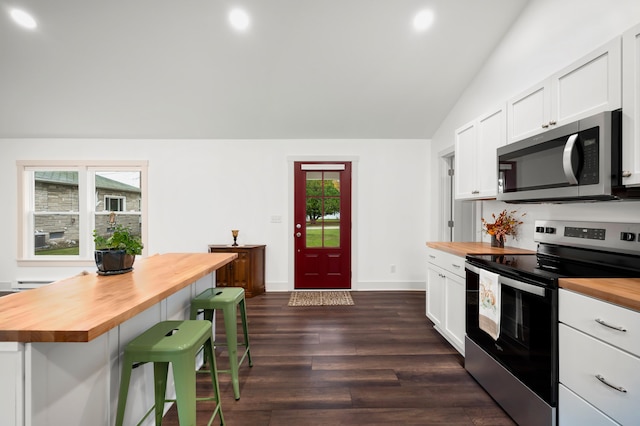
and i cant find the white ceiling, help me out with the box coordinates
[0,0,529,139]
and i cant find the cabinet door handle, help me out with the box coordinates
[595,318,627,332]
[429,255,436,259]
[622,170,632,178]
[542,123,549,128]
[549,120,557,126]
[595,374,627,393]
[472,190,480,194]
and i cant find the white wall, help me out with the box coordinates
[430,0,640,246]
[0,138,429,291]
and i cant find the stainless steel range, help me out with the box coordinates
[464,220,640,426]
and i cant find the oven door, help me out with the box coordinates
[465,262,558,406]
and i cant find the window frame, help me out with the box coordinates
[17,160,148,266]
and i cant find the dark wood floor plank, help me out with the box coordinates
[161,291,516,426]
[269,408,476,426]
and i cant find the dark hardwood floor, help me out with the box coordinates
[163,291,515,426]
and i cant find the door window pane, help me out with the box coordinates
[305,171,341,248]
[323,172,340,195]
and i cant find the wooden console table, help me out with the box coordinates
[208,245,266,297]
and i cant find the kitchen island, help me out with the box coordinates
[0,252,236,426]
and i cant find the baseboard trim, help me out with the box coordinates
[266,281,425,292]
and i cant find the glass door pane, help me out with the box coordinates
[305,171,341,248]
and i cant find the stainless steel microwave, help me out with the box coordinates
[497,110,625,203]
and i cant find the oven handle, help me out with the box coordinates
[465,262,481,275]
[500,276,546,297]
[465,262,546,297]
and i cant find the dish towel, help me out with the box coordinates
[479,269,501,340]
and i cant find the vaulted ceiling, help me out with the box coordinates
[0,0,529,139]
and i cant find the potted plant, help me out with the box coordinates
[93,224,144,275]
[481,209,525,247]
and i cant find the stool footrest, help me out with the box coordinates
[198,345,252,375]
[138,400,222,426]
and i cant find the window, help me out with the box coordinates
[105,196,125,212]
[18,160,147,265]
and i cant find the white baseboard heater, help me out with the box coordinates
[13,280,54,291]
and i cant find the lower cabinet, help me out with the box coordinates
[559,289,640,425]
[208,245,266,298]
[426,248,466,355]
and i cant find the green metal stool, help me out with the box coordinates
[115,320,224,426]
[190,287,253,400]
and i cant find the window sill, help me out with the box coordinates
[17,259,96,268]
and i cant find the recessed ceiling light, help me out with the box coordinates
[10,8,37,30]
[229,8,250,31]
[413,10,434,32]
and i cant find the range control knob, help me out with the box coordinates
[545,227,556,234]
[535,226,545,233]
[620,232,636,242]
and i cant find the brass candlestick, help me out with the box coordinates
[231,229,239,246]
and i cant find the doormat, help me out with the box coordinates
[288,291,354,307]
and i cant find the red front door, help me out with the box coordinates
[294,162,351,289]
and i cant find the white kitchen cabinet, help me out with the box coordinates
[508,37,621,144]
[622,22,640,186]
[455,105,506,200]
[558,289,640,425]
[426,248,465,355]
[443,271,466,353]
[426,264,445,329]
[507,81,550,144]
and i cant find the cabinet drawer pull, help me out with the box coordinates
[595,374,627,393]
[451,264,461,269]
[429,255,436,259]
[595,318,627,332]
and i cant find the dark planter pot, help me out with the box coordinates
[95,249,135,275]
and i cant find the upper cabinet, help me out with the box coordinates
[508,37,622,144]
[622,23,640,187]
[455,104,506,200]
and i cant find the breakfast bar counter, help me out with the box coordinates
[0,252,236,426]
[0,253,236,342]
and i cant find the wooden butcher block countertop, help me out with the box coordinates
[426,241,535,258]
[560,277,640,313]
[0,252,236,343]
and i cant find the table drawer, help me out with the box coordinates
[559,324,639,425]
[559,289,640,356]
